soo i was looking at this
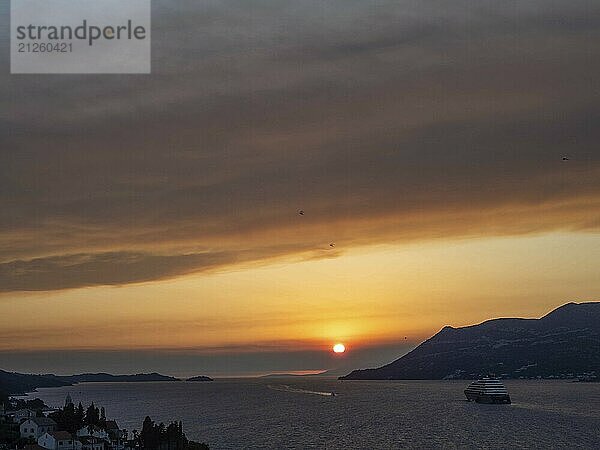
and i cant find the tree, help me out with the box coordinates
[49,401,79,433]
[0,390,9,409]
[0,420,20,448]
[140,416,157,450]
[25,398,46,410]
[85,402,100,426]
[136,416,207,450]
[75,403,85,429]
[99,407,107,428]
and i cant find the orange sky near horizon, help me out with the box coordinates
[1,232,598,354]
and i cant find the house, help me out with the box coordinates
[77,436,105,450]
[14,409,37,422]
[38,431,75,450]
[104,421,127,450]
[104,421,119,438]
[41,407,59,417]
[76,425,109,440]
[105,421,126,440]
[20,417,57,439]
[24,444,47,450]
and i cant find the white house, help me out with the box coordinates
[38,431,75,450]
[76,425,109,440]
[14,409,37,422]
[104,421,126,450]
[76,436,105,450]
[20,417,57,439]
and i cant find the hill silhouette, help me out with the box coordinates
[0,371,178,394]
[341,302,600,380]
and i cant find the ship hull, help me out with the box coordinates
[465,391,511,404]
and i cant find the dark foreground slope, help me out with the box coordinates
[341,302,600,380]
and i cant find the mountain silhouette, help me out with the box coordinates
[0,371,178,394]
[340,302,600,380]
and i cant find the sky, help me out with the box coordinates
[0,0,599,377]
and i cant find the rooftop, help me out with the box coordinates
[51,431,73,440]
[25,417,57,426]
[24,444,46,450]
[105,420,119,430]
[77,436,108,445]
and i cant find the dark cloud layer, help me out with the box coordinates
[0,244,321,292]
[0,0,599,291]
[0,251,242,292]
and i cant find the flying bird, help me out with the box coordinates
[562,156,569,161]
[329,243,335,248]
[298,210,305,215]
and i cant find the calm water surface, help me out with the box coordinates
[34,379,600,449]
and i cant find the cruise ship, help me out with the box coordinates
[464,377,511,404]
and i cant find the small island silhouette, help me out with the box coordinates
[185,376,213,382]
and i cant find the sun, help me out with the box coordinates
[333,343,346,353]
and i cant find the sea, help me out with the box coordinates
[33,378,600,449]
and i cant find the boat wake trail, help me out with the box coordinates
[267,384,336,396]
